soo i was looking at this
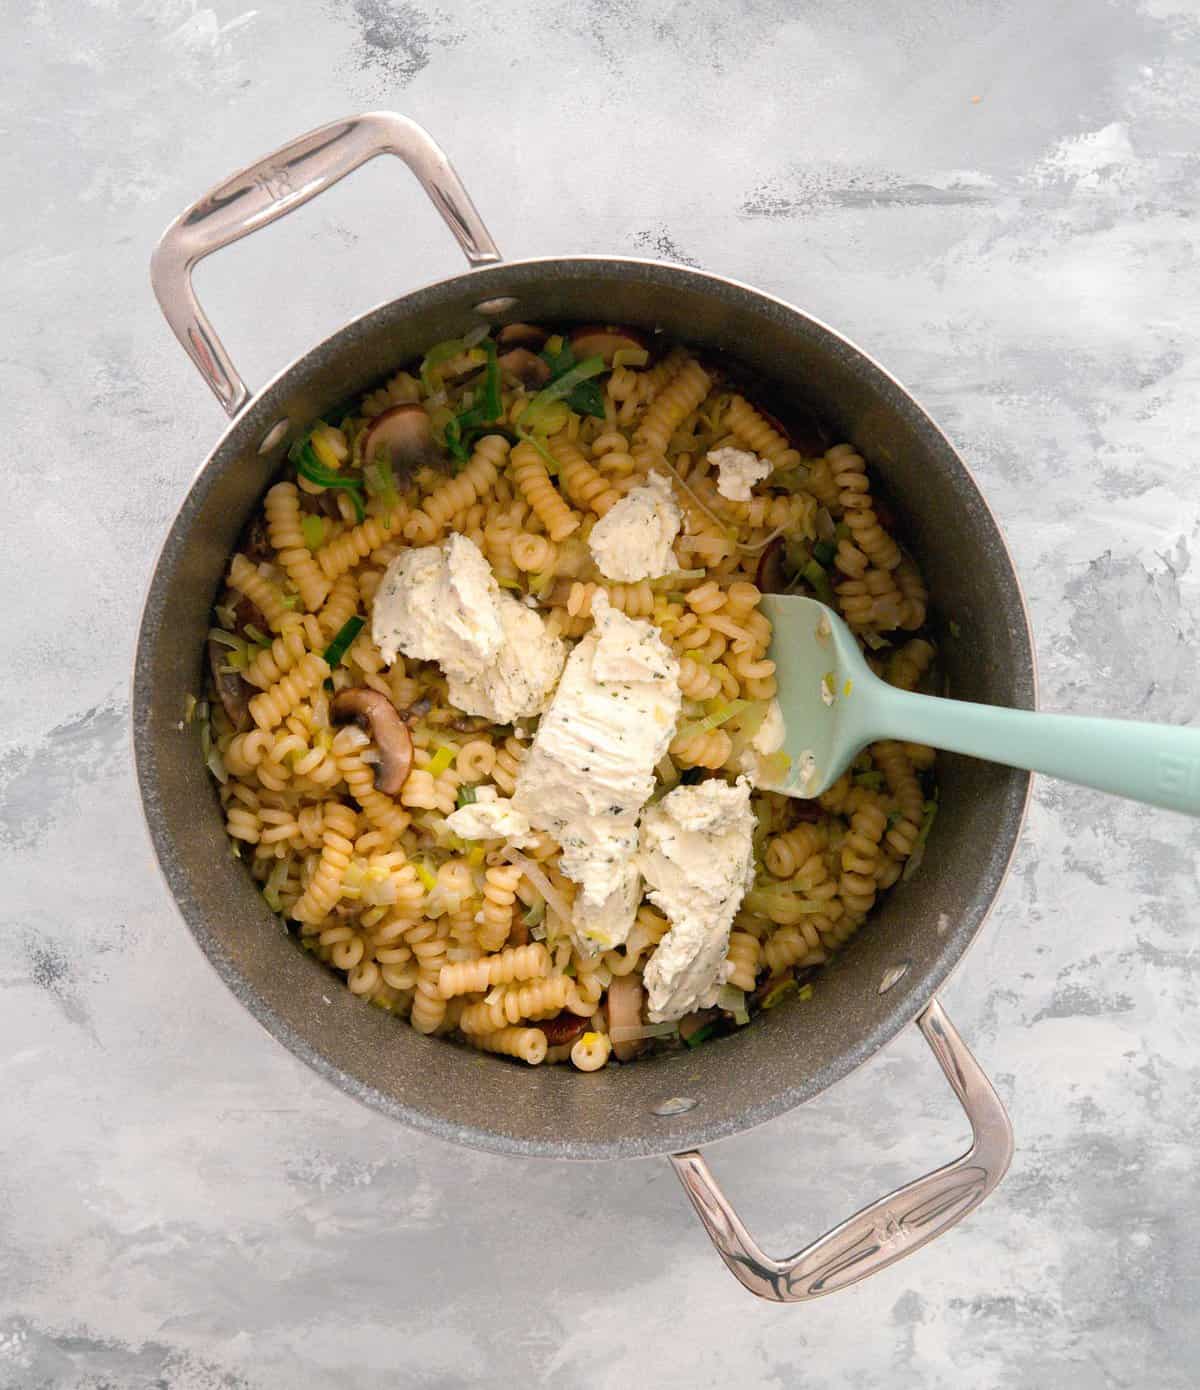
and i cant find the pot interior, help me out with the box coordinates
[135,259,1033,1159]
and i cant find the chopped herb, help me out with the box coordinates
[428,745,455,778]
[539,340,608,417]
[323,615,364,668]
[300,515,325,550]
[683,1022,719,1049]
[363,457,401,520]
[443,339,502,465]
[415,861,438,893]
[515,428,563,476]
[802,558,835,606]
[521,353,606,431]
[917,799,938,843]
[456,784,478,808]
[523,899,546,928]
[295,450,366,522]
[420,337,467,394]
[761,978,797,1010]
[797,983,814,1001]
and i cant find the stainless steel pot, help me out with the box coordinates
[136,113,1034,1302]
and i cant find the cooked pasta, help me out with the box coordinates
[202,323,938,1068]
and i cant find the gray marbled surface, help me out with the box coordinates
[4,1,1200,1385]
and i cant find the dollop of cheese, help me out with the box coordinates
[512,592,681,952]
[587,471,682,582]
[444,787,534,845]
[739,697,787,787]
[708,446,771,501]
[639,777,757,1022]
[372,534,566,723]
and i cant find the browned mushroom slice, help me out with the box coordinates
[498,347,551,390]
[605,973,646,1061]
[568,324,651,366]
[331,688,413,795]
[207,638,251,731]
[360,403,441,474]
[538,1010,589,1047]
[677,1007,720,1043]
[755,536,792,595]
[496,322,549,351]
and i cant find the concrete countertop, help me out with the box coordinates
[3,1,1199,1385]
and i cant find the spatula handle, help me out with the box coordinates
[873,689,1200,816]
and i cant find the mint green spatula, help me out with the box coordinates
[759,594,1200,815]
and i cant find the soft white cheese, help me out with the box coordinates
[512,592,681,952]
[639,777,757,1022]
[444,787,534,845]
[708,446,771,501]
[372,534,565,723]
[587,471,681,582]
[738,697,787,787]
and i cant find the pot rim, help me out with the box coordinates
[133,253,1037,1159]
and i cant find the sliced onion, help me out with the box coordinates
[815,507,836,542]
[462,323,490,348]
[610,1022,678,1044]
[503,849,575,926]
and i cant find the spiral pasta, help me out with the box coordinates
[407,435,508,537]
[511,441,581,542]
[550,434,622,516]
[466,1026,548,1065]
[437,943,551,999]
[227,554,293,632]
[265,482,332,611]
[205,321,937,1071]
[248,652,330,732]
[315,511,405,583]
[291,803,357,924]
[726,395,801,471]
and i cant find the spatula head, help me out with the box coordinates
[758,594,875,799]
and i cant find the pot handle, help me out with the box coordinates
[150,112,502,417]
[670,998,1013,1301]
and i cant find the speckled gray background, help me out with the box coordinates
[4,1,1200,1386]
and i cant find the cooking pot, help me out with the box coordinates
[136,112,1034,1302]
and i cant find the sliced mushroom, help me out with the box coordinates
[236,513,273,566]
[755,536,791,595]
[331,688,413,795]
[496,322,549,351]
[569,324,651,366]
[605,973,646,1061]
[538,1009,589,1047]
[498,347,551,390]
[207,638,251,731]
[677,1007,720,1043]
[360,403,441,475]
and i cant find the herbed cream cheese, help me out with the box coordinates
[444,786,534,845]
[739,697,787,786]
[708,446,771,501]
[639,776,757,1022]
[587,471,682,582]
[372,534,566,723]
[512,592,681,952]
